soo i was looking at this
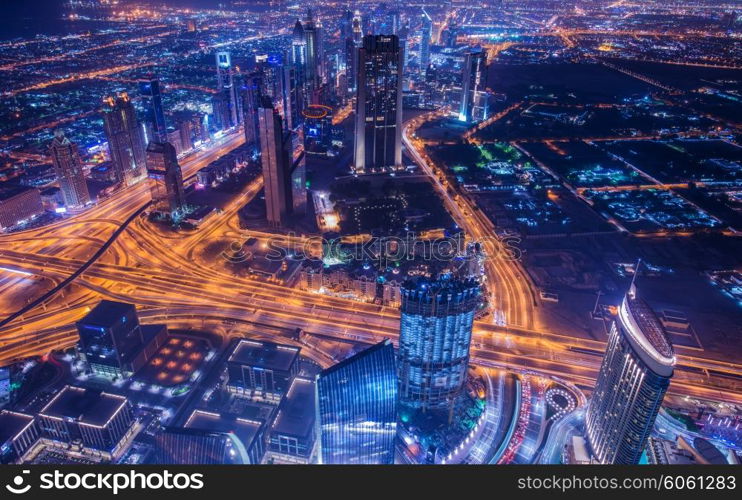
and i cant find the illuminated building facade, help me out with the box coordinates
[398,278,480,413]
[226,339,301,403]
[0,410,38,464]
[585,284,675,464]
[215,51,240,128]
[139,78,168,144]
[258,98,293,227]
[37,386,134,453]
[76,300,166,378]
[315,339,397,464]
[102,92,147,185]
[0,185,43,231]
[183,410,265,465]
[267,377,317,464]
[301,104,333,155]
[146,141,186,215]
[49,129,90,209]
[459,48,489,123]
[353,35,404,174]
[419,10,432,73]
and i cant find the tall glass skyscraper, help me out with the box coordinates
[258,97,293,227]
[48,129,90,209]
[353,35,403,174]
[146,141,185,215]
[398,277,480,413]
[459,48,489,123]
[102,92,147,185]
[139,78,167,144]
[215,51,240,127]
[419,10,432,74]
[585,283,675,464]
[315,339,398,464]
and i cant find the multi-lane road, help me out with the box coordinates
[1,122,741,408]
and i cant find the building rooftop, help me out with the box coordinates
[0,410,35,444]
[39,386,128,427]
[78,300,137,328]
[271,378,315,439]
[185,410,263,451]
[619,290,675,374]
[320,339,393,378]
[0,184,35,202]
[228,339,300,372]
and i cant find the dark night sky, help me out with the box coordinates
[0,0,231,40]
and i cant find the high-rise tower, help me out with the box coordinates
[419,10,432,74]
[585,280,675,464]
[398,277,480,414]
[353,35,404,174]
[216,51,240,128]
[146,141,185,215]
[49,129,90,209]
[258,98,293,227]
[459,47,489,123]
[315,340,398,464]
[101,92,147,185]
[139,78,168,144]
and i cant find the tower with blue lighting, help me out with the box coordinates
[398,277,480,415]
[315,339,398,464]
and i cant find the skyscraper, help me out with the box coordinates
[258,97,293,227]
[459,47,489,123]
[419,10,432,74]
[146,142,185,215]
[216,51,240,128]
[345,10,363,93]
[585,282,675,464]
[242,72,263,148]
[398,277,480,414]
[49,129,90,209]
[302,10,323,94]
[315,339,398,464]
[101,92,147,185]
[139,78,167,144]
[353,35,404,174]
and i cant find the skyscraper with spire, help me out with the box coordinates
[585,268,675,464]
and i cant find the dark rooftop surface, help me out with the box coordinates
[228,339,300,372]
[271,377,315,439]
[319,339,393,377]
[185,410,263,449]
[0,410,34,444]
[39,386,128,426]
[0,184,35,201]
[77,300,136,328]
[625,295,674,359]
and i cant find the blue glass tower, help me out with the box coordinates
[315,339,398,464]
[139,78,167,144]
[398,278,480,413]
